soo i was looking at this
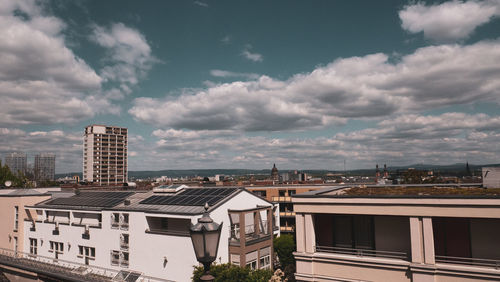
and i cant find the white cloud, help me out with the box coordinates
[130,40,500,132]
[241,45,263,62]
[90,22,158,94]
[210,69,259,80]
[0,128,83,173]
[221,35,231,44]
[194,1,208,7]
[399,0,500,42]
[0,0,116,126]
[141,113,500,170]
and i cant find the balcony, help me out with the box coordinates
[229,222,271,246]
[315,246,409,260]
[280,226,294,232]
[435,255,500,269]
[272,196,292,202]
[279,211,296,217]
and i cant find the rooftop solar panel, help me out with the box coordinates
[139,188,238,206]
[43,191,134,207]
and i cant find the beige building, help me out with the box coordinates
[83,125,128,185]
[0,189,51,253]
[293,186,500,282]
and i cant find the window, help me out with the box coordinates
[111,213,119,228]
[278,190,286,196]
[121,234,129,249]
[111,250,120,265]
[78,245,96,264]
[121,213,129,230]
[259,255,270,269]
[333,215,374,250]
[253,190,267,197]
[14,237,18,253]
[29,238,37,255]
[49,241,64,259]
[121,251,129,267]
[246,260,257,270]
[14,206,19,231]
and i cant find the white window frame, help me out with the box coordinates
[246,260,257,270]
[259,255,271,269]
[110,250,120,266]
[120,251,129,267]
[29,238,37,255]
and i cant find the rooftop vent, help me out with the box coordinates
[124,199,131,206]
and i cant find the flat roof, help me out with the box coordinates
[293,185,500,199]
[32,187,254,215]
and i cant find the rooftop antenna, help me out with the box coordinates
[344,159,346,175]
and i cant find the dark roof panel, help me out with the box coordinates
[139,188,238,206]
[43,191,134,208]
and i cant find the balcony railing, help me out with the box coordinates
[280,226,294,232]
[435,255,500,269]
[0,247,172,282]
[279,211,296,217]
[272,196,292,202]
[315,245,408,260]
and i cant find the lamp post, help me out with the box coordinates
[190,203,223,282]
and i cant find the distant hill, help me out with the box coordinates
[56,163,499,179]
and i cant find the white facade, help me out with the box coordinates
[482,167,500,188]
[83,125,128,185]
[24,189,275,281]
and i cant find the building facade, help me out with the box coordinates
[246,185,325,235]
[34,153,55,181]
[4,152,27,176]
[24,187,277,281]
[0,189,52,254]
[83,125,128,185]
[293,186,500,282]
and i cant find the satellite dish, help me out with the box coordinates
[5,181,12,187]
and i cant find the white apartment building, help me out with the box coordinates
[24,187,278,281]
[34,153,56,181]
[5,152,27,175]
[83,125,127,185]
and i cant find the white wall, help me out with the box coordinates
[24,189,276,282]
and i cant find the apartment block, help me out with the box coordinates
[23,187,277,281]
[293,186,500,282]
[34,153,55,181]
[4,152,27,176]
[83,125,127,185]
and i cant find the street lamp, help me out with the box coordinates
[190,203,223,281]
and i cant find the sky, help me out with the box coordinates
[1,0,500,173]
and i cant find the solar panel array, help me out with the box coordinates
[139,188,238,206]
[44,192,134,208]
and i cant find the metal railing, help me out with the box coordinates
[279,211,296,217]
[271,196,292,202]
[435,255,500,269]
[315,245,408,260]
[0,247,116,281]
[0,247,173,282]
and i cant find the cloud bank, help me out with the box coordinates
[400,0,500,42]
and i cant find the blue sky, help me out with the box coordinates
[1,0,500,173]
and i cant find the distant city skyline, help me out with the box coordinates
[1,0,500,173]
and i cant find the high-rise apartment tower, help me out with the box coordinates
[5,152,27,176]
[83,125,127,185]
[34,153,55,181]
